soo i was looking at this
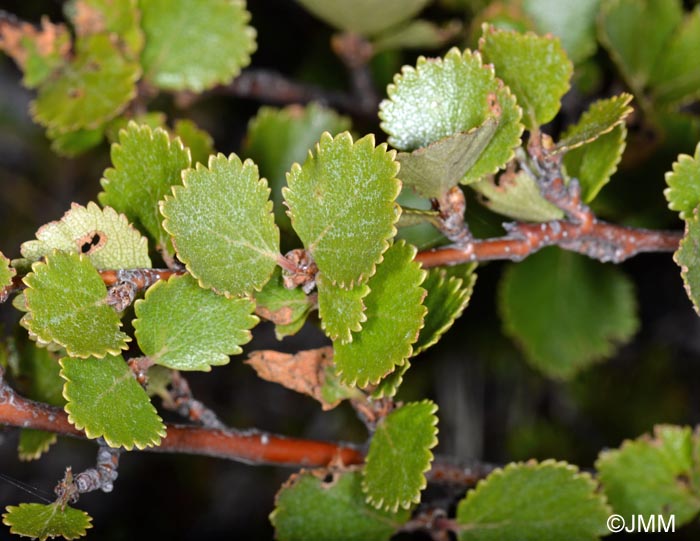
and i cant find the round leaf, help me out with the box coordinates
[498,248,638,379]
[271,470,410,541]
[379,48,523,182]
[254,268,314,340]
[31,34,139,133]
[21,202,151,269]
[99,122,192,253]
[284,132,400,288]
[334,241,427,387]
[456,460,610,541]
[317,274,369,344]
[18,429,58,462]
[296,0,430,37]
[363,400,438,511]
[161,153,280,296]
[3,503,92,541]
[664,141,700,220]
[134,274,258,371]
[60,354,166,449]
[22,252,129,358]
[140,0,256,92]
[479,25,573,129]
[596,425,700,526]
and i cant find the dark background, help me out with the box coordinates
[1,1,700,539]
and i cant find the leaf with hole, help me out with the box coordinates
[479,25,572,129]
[271,470,410,541]
[64,0,144,60]
[162,153,280,296]
[0,16,71,88]
[317,274,369,344]
[665,142,700,220]
[396,119,498,199]
[296,0,430,37]
[555,93,633,153]
[254,268,314,340]
[334,241,426,387]
[363,400,438,511]
[31,34,139,133]
[243,104,351,235]
[379,48,523,183]
[675,208,700,314]
[499,248,638,379]
[414,265,477,355]
[597,0,683,95]
[99,122,191,254]
[563,124,627,203]
[21,202,151,269]
[3,503,92,541]
[284,132,400,288]
[61,354,166,449]
[471,168,564,222]
[596,425,700,526]
[134,274,257,371]
[456,460,610,541]
[140,0,255,91]
[22,252,129,358]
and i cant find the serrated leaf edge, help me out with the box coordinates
[362,399,439,512]
[664,142,700,220]
[18,431,58,462]
[3,503,93,541]
[674,207,700,315]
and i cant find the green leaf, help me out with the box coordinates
[471,168,565,222]
[140,0,256,92]
[47,126,105,157]
[0,17,71,89]
[284,132,400,288]
[21,202,151,269]
[414,265,476,355]
[253,268,313,340]
[3,503,92,541]
[675,208,700,314]
[317,274,369,344]
[243,104,351,234]
[499,248,638,379]
[555,93,633,152]
[246,348,360,410]
[479,25,572,129]
[134,274,257,371]
[31,34,139,133]
[665,142,700,220]
[596,425,700,525]
[99,122,192,253]
[173,119,215,166]
[105,112,167,143]
[60,354,166,449]
[271,470,410,541]
[522,0,599,64]
[334,241,426,387]
[161,153,280,296]
[64,0,144,60]
[18,430,58,462]
[456,460,610,541]
[396,119,498,199]
[22,252,129,358]
[379,47,523,182]
[597,0,683,95]
[370,360,410,399]
[649,7,700,106]
[0,251,15,289]
[372,19,463,53]
[296,0,431,37]
[563,124,627,203]
[363,400,438,511]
